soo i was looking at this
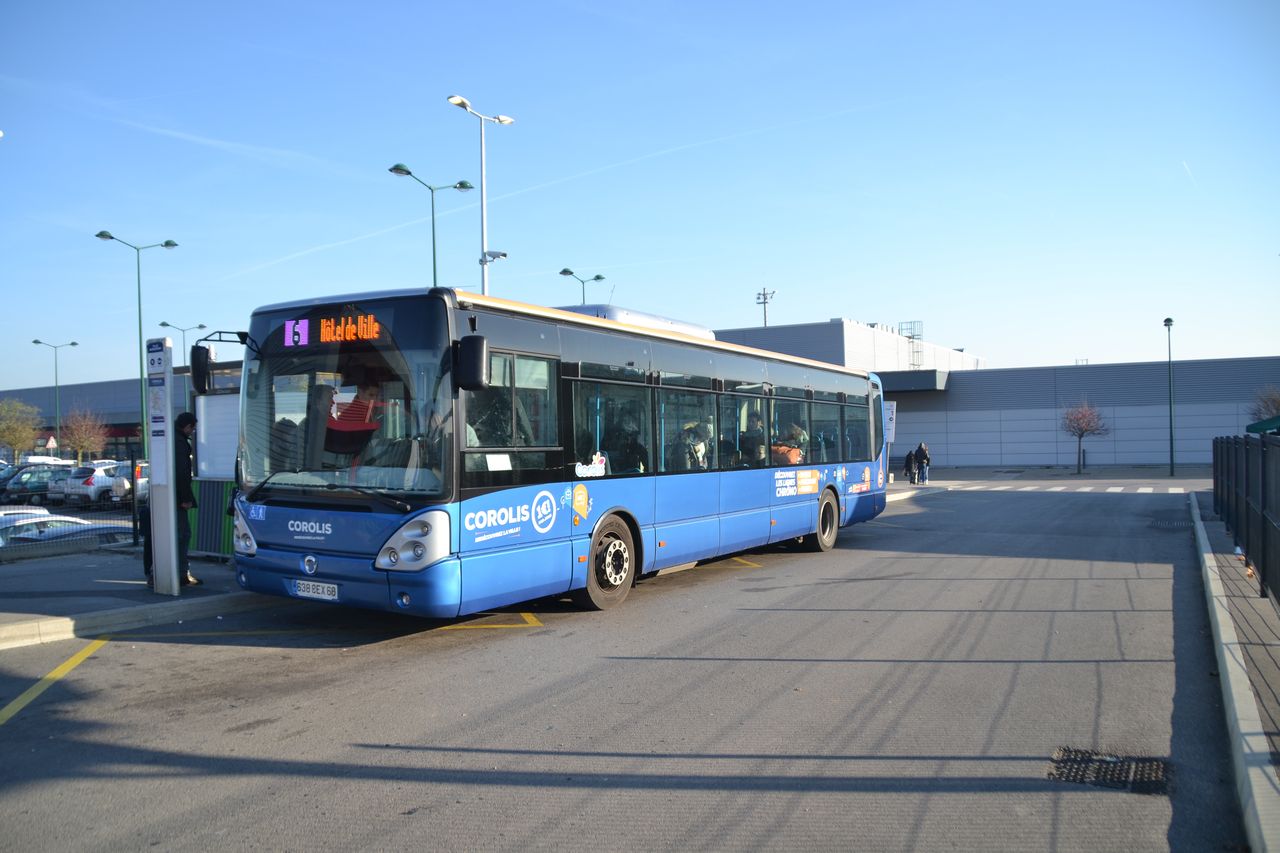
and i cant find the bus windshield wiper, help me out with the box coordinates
[245,469,299,502]
[322,482,412,514]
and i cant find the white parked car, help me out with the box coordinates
[64,463,124,507]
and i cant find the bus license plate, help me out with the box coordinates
[295,579,338,601]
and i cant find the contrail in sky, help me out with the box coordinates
[224,113,840,279]
[1181,160,1198,187]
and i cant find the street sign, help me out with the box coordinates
[885,400,898,444]
[44,436,57,449]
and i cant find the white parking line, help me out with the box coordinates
[1077,487,1095,492]
[1168,487,1185,494]
[990,486,1011,491]
[1106,486,1124,493]
[1047,486,1066,492]
[1018,486,1039,491]
[1137,487,1154,494]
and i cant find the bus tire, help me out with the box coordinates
[574,516,635,610]
[803,490,839,553]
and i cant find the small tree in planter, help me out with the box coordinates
[1062,402,1109,474]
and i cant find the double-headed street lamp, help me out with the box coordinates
[159,321,207,406]
[388,165,473,287]
[446,95,513,296]
[32,339,78,457]
[1164,317,1175,477]
[95,231,178,458]
[559,268,605,305]
[158,321,207,367]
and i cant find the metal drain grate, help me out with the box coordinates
[1046,748,1170,795]
[1148,519,1194,530]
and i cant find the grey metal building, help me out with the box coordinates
[886,357,1277,466]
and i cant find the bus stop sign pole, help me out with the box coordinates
[146,337,180,596]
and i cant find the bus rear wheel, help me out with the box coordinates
[802,491,839,552]
[574,516,635,610]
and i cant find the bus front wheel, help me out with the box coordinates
[802,491,839,553]
[574,516,635,610]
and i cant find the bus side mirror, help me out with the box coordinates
[456,335,489,390]
[191,345,212,395]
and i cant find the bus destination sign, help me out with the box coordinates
[284,314,383,348]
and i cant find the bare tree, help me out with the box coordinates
[61,409,110,464]
[1249,386,1280,423]
[1062,402,1110,474]
[0,398,41,464]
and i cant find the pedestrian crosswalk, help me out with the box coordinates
[941,483,1188,494]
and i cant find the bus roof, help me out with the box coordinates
[453,290,873,382]
[250,287,874,383]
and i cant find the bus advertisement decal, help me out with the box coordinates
[462,488,561,547]
[573,484,591,520]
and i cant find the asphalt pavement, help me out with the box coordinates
[1,463,1275,850]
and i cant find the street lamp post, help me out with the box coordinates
[32,339,78,458]
[96,231,178,459]
[159,321,207,406]
[1164,317,1175,476]
[388,165,473,287]
[559,268,606,304]
[446,95,513,296]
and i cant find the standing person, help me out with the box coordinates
[174,411,201,586]
[915,441,931,484]
[903,447,917,485]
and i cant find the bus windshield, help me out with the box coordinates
[239,294,454,502]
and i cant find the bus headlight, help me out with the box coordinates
[376,510,448,571]
[233,503,258,557]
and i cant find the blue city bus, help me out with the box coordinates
[198,287,887,618]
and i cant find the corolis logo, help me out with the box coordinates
[288,520,333,535]
[463,490,559,535]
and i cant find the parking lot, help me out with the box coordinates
[0,472,1251,851]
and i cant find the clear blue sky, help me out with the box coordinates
[2,0,1276,391]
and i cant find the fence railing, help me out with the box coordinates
[1213,434,1279,613]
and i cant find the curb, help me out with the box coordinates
[1190,495,1280,853]
[0,591,283,652]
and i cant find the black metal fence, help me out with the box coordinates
[1214,435,1280,611]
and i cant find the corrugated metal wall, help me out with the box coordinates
[890,357,1279,466]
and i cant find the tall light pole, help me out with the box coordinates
[1164,317,1175,476]
[559,268,605,304]
[388,165,472,287]
[757,288,776,326]
[159,321,207,407]
[446,95,513,296]
[32,339,78,458]
[96,231,178,459]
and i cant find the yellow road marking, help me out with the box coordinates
[441,612,543,630]
[731,557,762,568]
[0,637,110,727]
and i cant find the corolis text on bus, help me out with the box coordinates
[464,504,532,531]
[289,520,333,535]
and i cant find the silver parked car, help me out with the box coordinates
[110,461,150,504]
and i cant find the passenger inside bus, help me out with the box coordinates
[740,411,767,467]
[602,416,648,474]
[771,422,808,465]
[670,422,712,471]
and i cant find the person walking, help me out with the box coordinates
[915,441,931,484]
[174,412,201,586]
[903,447,917,485]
